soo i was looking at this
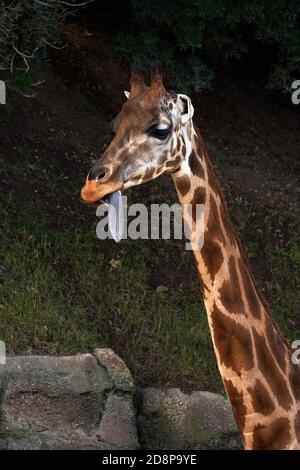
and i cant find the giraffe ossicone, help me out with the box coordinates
[81,68,300,450]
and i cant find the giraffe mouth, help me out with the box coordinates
[81,180,124,242]
[80,180,123,205]
[101,191,118,205]
[100,190,124,243]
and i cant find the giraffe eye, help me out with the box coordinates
[148,124,171,140]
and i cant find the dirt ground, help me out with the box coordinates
[0,23,299,392]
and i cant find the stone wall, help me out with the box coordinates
[0,349,242,450]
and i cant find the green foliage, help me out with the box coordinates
[269,243,300,340]
[8,72,35,95]
[0,0,80,95]
[113,0,300,92]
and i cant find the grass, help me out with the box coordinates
[0,188,221,391]
[1,144,299,393]
[1,177,299,393]
[0,76,299,394]
[268,243,300,341]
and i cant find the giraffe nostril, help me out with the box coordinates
[96,170,106,180]
[87,167,108,181]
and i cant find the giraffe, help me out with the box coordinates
[81,68,300,450]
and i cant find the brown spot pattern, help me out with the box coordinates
[219,258,246,315]
[248,379,275,416]
[207,195,226,244]
[290,362,300,401]
[157,154,167,166]
[220,209,237,247]
[238,258,262,319]
[189,151,205,179]
[201,238,223,282]
[266,325,287,373]
[211,303,254,373]
[143,167,155,181]
[176,175,191,196]
[224,378,247,431]
[190,187,206,223]
[252,418,291,450]
[191,187,206,206]
[253,329,293,411]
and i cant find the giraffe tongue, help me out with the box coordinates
[101,190,124,243]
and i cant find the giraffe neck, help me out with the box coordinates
[171,122,300,450]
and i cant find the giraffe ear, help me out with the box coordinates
[177,94,194,125]
[124,90,130,99]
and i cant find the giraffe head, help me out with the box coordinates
[81,67,194,204]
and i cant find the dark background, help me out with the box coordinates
[0,0,299,393]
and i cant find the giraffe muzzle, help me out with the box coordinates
[80,179,123,205]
